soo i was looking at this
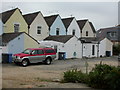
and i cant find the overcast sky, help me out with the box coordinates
[1,1,119,30]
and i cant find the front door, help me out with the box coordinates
[29,50,45,63]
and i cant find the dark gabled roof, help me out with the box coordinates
[23,12,39,25]
[0,8,18,24]
[1,32,40,46]
[79,37,98,43]
[77,19,88,30]
[62,17,74,29]
[2,32,24,44]
[44,35,74,43]
[89,22,96,33]
[44,14,59,27]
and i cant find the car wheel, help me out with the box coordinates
[45,58,52,65]
[21,59,29,67]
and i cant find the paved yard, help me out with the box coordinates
[2,56,118,88]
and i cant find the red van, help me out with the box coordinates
[12,48,56,67]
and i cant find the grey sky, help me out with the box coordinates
[1,2,118,30]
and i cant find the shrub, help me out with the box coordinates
[105,67,120,90]
[113,44,120,55]
[63,63,120,89]
[63,69,88,83]
[88,62,118,89]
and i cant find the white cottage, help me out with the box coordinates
[62,17,81,38]
[23,11,49,41]
[77,19,96,38]
[80,37,98,58]
[99,38,113,57]
[40,35,82,59]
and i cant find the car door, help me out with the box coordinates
[29,50,39,63]
[36,49,46,62]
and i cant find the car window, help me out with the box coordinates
[22,49,32,54]
[38,50,44,54]
[45,49,55,54]
[32,50,38,55]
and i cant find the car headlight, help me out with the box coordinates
[17,56,21,59]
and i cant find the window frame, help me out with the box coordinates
[14,24,20,33]
[56,28,60,35]
[37,26,42,35]
[72,29,75,36]
[86,31,88,36]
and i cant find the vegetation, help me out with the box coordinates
[113,44,120,55]
[63,62,120,89]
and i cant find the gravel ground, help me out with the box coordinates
[2,56,118,88]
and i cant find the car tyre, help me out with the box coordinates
[21,59,29,67]
[45,58,52,65]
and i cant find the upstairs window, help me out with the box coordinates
[37,26,42,34]
[14,24,19,33]
[107,32,116,37]
[86,31,88,36]
[56,28,60,35]
[72,29,75,36]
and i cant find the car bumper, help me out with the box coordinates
[12,57,22,63]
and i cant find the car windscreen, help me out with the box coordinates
[22,49,32,54]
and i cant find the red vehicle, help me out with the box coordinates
[12,48,56,67]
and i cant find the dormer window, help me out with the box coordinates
[86,31,88,36]
[72,29,75,36]
[37,26,41,34]
[56,28,60,35]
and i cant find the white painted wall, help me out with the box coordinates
[0,19,3,35]
[82,21,95,37]
[39,36,82,59]
[83,43,98,57]
[99,38,113,57]
[29,12,49,41]
[8,34,24,54]
[67,18,81,38]
[64,36,82,58]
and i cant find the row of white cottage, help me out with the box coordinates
[40,35,113,59]
[0,8,113,61]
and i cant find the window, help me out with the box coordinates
[107,32,116,37]
[56,28,60,35]
[32,50,38,55]
[72,29,75,35]
[45,49,55,53]
[92,45,95,55]
[14,24,19,32]
[38,50,44,54]
[86,31,88,36]
[37,26,41,34]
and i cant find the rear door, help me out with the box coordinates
[37,49,45,62]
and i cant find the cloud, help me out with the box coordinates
[1,2,118,30]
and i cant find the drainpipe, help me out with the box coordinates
[97,41,100,57]
[81,40,84,58]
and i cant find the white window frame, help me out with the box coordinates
[37,26,42,35]
[72,29,75,36]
